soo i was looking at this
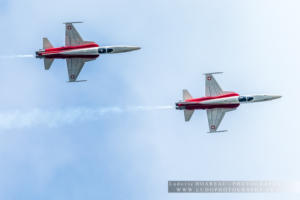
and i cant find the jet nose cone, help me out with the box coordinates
[131,46,141,51]
[111,46,141,53]
[125,46,141,52]
[252,94,282,102]
[271,95,282,100]
[263,95,282,101]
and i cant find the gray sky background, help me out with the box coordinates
[0,0,299,199]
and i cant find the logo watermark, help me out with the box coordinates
[168,181,300,193]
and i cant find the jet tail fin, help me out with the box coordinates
[43,37,53,49]
[44,58,54,70]
[184,109,194,122]
[183,89,193,100]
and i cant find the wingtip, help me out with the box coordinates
[66,80,87,83]
[207,130,228,133]
[203,72,223,75]
[63,21,83,24]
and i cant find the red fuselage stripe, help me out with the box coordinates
[38,43,100,58]
[176,92,240,110]
[44,43,99,53]
[185,92,239,102]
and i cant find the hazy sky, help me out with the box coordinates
[0,0,300,199]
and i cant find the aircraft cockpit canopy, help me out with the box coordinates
[98,48,114,54]
[238,96,254,102]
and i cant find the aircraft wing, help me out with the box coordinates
[64,22,85,46]
[184,110,194,122]
[205,72,224,96]
[206,108,235,133]
[66,58,95,82]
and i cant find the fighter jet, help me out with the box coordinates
[175,72,281,133]
[36,22,141,82]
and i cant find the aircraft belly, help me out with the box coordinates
[43,54,99,59]
[184,103,240,110]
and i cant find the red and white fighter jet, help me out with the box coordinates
[175,72,281,133]
[36,22,140,82]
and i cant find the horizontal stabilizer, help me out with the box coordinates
[183,89,193,100]
[43,38,53,49]
[44,58,54,70]
[184,109,194,122]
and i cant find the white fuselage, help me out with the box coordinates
[176,94,281,110]
[201,96,240,105]
[60,47,99,56]
[202,94,282,105]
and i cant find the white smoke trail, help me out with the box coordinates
[126,105,173,111]
[0,106,173,130]
[15,54,34,58]
[0,54,34,59]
